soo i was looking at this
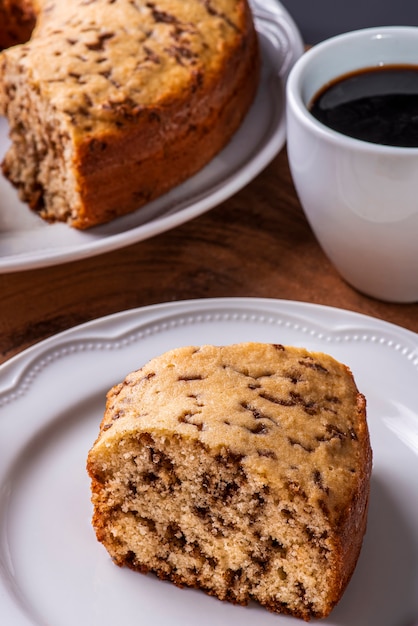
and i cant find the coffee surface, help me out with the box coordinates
[309,65,418,147]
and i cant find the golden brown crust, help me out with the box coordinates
[304,391,372,616]
[0,0,260,228]
[72,17,259,228]
[87,343,372,621]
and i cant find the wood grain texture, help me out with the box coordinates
[1,148,417,364]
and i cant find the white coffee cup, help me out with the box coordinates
[286,27,418,303]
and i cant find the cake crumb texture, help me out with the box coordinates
[0,0,259,228]
[87,342,372,621]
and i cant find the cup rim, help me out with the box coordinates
[286,25,418,154]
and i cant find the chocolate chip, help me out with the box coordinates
[298,357,329,374]
[313,469,329,494]
[240,401,277,425]
[278,566,287,580]
[165,523,186,548]
[257,449,277,459]
[141,471,158,484]
[139,516,156,532]
[247,422,270,435]
[124,550,136,566]
[85,32,114,52]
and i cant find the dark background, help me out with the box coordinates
[279,1,418,43]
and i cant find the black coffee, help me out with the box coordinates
[309,65,418,147]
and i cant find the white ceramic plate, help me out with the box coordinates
[0,297,417,626]
[0,1,303,273]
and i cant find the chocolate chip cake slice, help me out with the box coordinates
[87,343,372,621]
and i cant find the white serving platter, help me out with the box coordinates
[0,1,304,272]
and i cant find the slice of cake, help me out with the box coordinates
[86,342,372,621]
[0,0,259,228]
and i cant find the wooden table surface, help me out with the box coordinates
[1,146,417,366]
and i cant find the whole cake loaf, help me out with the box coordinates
[87,342,372,621]
[0,0,259,228]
